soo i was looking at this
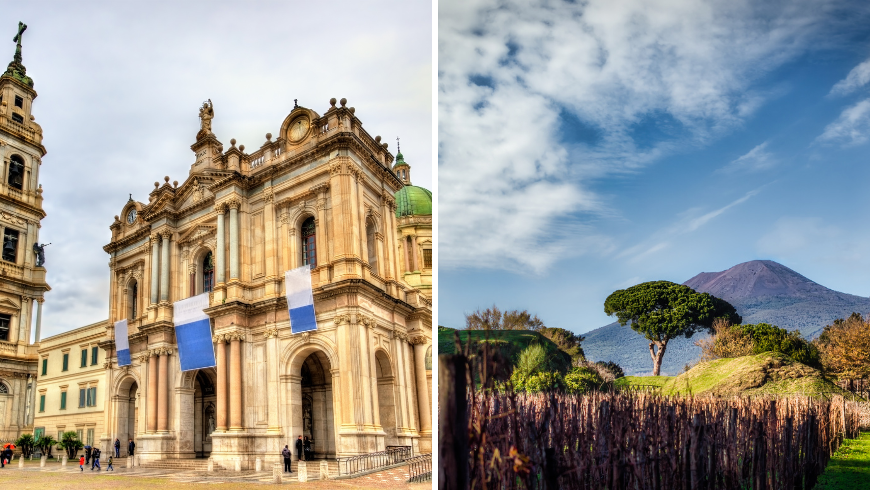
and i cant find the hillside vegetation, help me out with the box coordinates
[659,352,850,397]
[438,326,573,373]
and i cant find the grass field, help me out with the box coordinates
[815,431,870,489]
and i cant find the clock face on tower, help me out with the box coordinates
[127,209,137,224]
[289,117,310,142]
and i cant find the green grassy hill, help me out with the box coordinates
[618,352,851,398]
[438,326,572,374]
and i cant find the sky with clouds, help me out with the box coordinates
[439,0,870,334]
[3,1,432,339]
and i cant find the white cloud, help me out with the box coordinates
[718,142,777,173]
[830,58,870,96]
[439,0,836,272]
[816,98,870,146]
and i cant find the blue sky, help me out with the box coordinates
[3,1,431,338]
[439,0,870,334]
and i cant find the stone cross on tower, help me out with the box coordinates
[396,136,400,154]
[12,22,26,63]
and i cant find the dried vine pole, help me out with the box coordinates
[466,390,858,490]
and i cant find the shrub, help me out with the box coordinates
[540,327,586,363]
[564,366,603,393]
[593,361,624,380]
[814,312,870,378]
[737,323,821,369]
[696,318,755,361]
[521,371,564,392]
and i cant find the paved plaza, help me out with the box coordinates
[0,459,430,489]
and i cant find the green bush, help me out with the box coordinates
[14,433,34,458]
[58,431,83,460]
[594,361,625,379]
[735,323,822,369]
[564,366,603,394]
[515,371,564,392]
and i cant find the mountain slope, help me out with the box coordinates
[583,260,870,375]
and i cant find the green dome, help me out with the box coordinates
[395,185,432,217]
[393,152,407,169]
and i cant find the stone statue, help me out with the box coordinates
[199,99,214,134]
[207,412,215,435]
[32,242,49,267]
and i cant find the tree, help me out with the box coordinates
[604,281,740,376]
[58,431,83,460]
[539,327,585,363]
[465,305,544,331]
[35,435,56,459]
[814,312,870,379]
[14,433,34,459]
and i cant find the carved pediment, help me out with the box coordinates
[178,224,216,245]
[0,298,19,312]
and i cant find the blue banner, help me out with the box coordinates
[114,319,131,367]
[173,294,216,371]
[285,265,318,333]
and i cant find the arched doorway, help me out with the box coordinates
[375,350,398,446]
[115,378,139,455]
[294,351,335,458]
[193,370,216,458]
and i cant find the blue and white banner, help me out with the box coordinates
[285,265,317,334]
[114,319,131,367]
[173,293,216,372]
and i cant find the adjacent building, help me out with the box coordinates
[32,321,107,446]
[0,23,49,442]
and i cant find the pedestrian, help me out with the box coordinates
[282,445,292,473]
[84,445,91,465]
[79,455,85,471]
[128,439,135,457]
[114,438,120,458]
[107,455,114,471]
[303,436,312,460]
[3,446,11,467]
[91,447,101,471]
[295,435,303,461]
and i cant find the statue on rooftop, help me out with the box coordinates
[199,99,214,134]
[32,242,49,267]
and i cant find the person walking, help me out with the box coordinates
[128,439,135,457]
[91,447,101,471]
[84,445,91,465]
[114,439,120,458]
[79,455,85,471]
[107,455,114,471]
[282,445,292,473]
[295,435,303,462]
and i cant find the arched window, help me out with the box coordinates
[301,217,317,268]
[0,382,8,394]
[366,219,378,273]
[406,236,415,271]
[202,252,214,293]
[7,155,23,190]
[129,281,138,320]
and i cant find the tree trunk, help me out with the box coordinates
[649,341,668,376]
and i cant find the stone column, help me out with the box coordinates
[159,232,171,303]
[381,194,396,280]
[316,190,329,264]
[17,297,30,344]
[157,349,169,432]
[288,226,297,270]
[214,335,227,431]
[410,235,419,272]
[150,235,160,304]
[215,204,226,285]
[27,376,36,426]
[411,339,431,438]
[264,189,276,287]
[229,333,243,430]
[147,352,157,432]
[265,328,280,432]
[229,200,240,280]
[348,167,361,259]
[33,298,42,344]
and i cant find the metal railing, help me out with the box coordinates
[407,453,431,483]
[336,446,411,476]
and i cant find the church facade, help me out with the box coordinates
[0,23,49,442]
[99,97,432,469]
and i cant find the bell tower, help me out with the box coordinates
[0,21,50,438]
